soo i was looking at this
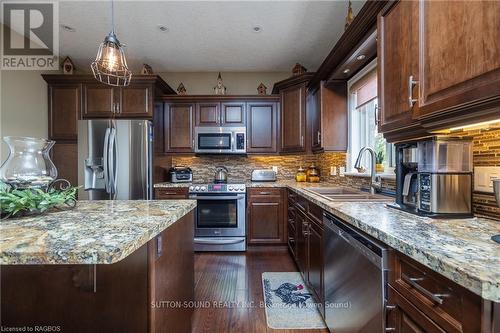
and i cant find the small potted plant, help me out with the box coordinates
[375,151,385,173]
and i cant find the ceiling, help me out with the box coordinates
[55,1,365,73]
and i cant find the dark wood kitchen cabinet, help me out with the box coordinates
[195,101,246,127]
[155,187,189,199]
[221,101,246,126]
[388,251,483,333]
[308,81,348,152]
[280,84,306,153]
[50,143,78,186]
[378,0,425,141]
[196,102,220,126]
[295,210,309,278]
[1,211,194,333]
[159,95,279,155]
[246,102,278,153]
[47,84,81,140]
[83,83,153,118]
[378,0,500,138]
[247,188,286,245]
[416,1,500,121]
[387,286,446,333]
[82,83,115,117]
[163,103,195,153]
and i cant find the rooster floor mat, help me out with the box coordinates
[262,272,326,329]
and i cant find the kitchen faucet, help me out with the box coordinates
[354,147,382,195]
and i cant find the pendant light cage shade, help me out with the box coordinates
[91,33,132,86]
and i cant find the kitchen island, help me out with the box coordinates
[0,200,196,333]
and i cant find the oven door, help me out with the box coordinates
[195,131,233,153]
[190,193,246,237]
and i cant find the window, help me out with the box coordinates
[347,60,395,172]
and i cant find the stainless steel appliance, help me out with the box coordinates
[78,119,152,200]
[417,137,472,216]
[391,137,473,218]
[214,166,228,183]
[194,127,246,154]
[251,169,277,182]
[168,166,192,183]
[189,183,246,251]
[323,212,389,333]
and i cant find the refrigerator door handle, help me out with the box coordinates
[103,128,111,194]
[142,122,149,200]
[108,128,117,196]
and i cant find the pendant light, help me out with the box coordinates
[91,0,132,86]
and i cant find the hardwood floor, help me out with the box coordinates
[192,246,328,333]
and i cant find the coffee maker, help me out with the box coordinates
[393,141,419,213]
[392,137,473,218]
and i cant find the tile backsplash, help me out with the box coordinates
[164,121,500,221]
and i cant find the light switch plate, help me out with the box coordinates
[330,166,337,176]
[474,166,500,193]
[272,166,278,173]
[339,166,345,177]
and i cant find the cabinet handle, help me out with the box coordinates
[300,135,304,147]
[408,75,419,108]
[259,191,271,195]
[317,131,321,144]
[401,273,448,305]
[112,103,116,113]
[385,328,396,332]
[375,105,380,126]
[192,139,195,148]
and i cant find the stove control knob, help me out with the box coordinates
[195,186,200,191]
[228,185,233,191]
[189,186,194,192]
[201,186,207,192]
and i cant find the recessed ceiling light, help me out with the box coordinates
[356,54,366,60]
[60,24,75,32]
[343,68,351,74]
[252,26,262,33]
[158,25,168,32]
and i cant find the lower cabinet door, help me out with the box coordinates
[387,286,446,333]
[296,212,309,280]
[247,196,284,244]
[51,143,78,187]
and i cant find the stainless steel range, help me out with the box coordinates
[189,183,246,252]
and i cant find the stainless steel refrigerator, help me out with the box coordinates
[78,119,153,200]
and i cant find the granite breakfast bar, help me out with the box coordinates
[0,200,196,333]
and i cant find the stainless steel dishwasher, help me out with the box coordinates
[323,212,389,333]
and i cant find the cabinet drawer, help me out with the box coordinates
[294,195,308,213]
[248,187,282,198]
[155,187,189,199]
[389,252,481,333]
[307,202,323,227]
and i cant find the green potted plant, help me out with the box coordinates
[0,185,78,219]
[375,151,385,173]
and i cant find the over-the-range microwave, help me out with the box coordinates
[194,126,246,154]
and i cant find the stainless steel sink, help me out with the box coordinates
[302,187,393,202]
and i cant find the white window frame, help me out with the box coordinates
[347,59,378,172]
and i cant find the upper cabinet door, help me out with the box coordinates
[118,84,152,117]
[196,102,220,126]
[221,102,245,126]
[378,0,420,133]
[417,1,500,118]
[48,84,81,140]
[308,88,321,151]
[247,102,277,154]
[82,83,115,118]
[164,103,194,153]
[281,84,306,153]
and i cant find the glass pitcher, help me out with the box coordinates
[0,136,58,189]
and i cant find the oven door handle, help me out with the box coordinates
[194,238,245,245]
[189,194,246,200]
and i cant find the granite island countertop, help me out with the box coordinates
[0,200,196,265]
[155,180,500,302]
